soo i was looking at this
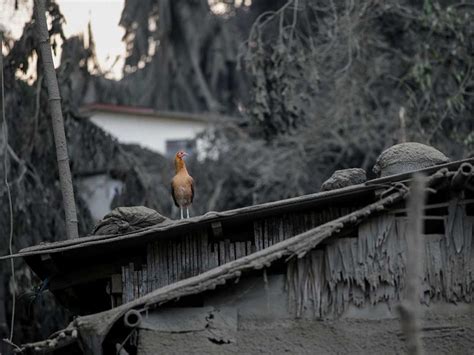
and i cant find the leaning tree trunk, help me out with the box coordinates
[34,0,79,239]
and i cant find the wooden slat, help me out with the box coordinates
[241,242,247,257]
[190,235,195,276]
[263,219,267,248]
[224,239,230,263]
[151,242,156,289]
[265,218,271,248]
[191,235,196,277]
[123,266,127,303]
[195,234,201,275]
[173,241,178,283]
[246,241,252,255]
[142,266,147,295]
[189,235,194,276]
[129,263,134,301]
[272,218,278,243]
[139,270,142,298]
[121,266,127,303]
[185,235,190,278]
[147,244,152,292]
[176,241,180,281]
[213,243,219,268]
[154,242,159,289]
[235,242,242,259]
[269,217,274,246]
[157,242,163,289]
[278,217,284,242]
[270,217,276,246]
[201,231,208,272]
[161,241,168,287]
[133,269,138,300]
[230,242,235,261]
[193,234,199,276]
[209,244,215,269]
[213,243,218,266]
[168,241,173,284]
[168,241,174,284]
[127,265,132,302]
[177,241,182,280]
[164,242,170,286]
[219,241,225,265]
[138,269,142,297]
[187,235,193,277]
[254,221,262,251]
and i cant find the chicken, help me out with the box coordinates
[171,150,194,219]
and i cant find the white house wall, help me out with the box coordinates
[89,112,208,154]
[77,174,123,221]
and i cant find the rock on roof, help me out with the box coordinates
[373,142,449,177]
[321,168,367,191]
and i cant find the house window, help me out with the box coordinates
[166,139,196,157]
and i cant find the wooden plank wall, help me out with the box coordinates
[253,208,356,252]
[287,199,474,318]
[121,206,358,303]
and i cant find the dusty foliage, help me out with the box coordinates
[197,0,473,210]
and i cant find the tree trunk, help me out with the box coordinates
[34,0,79,239]
[0,30,6,181]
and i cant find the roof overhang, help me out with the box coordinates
[79,103,227,124]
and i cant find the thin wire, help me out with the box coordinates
[116,328,135,355]
[0,31,16,342]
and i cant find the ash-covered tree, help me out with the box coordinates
[193,0,473,210]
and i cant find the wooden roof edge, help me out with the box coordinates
[14,183,377,257]
[79,103,235,124]
[7,157,470,259]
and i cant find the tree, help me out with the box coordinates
[34,0,78,239]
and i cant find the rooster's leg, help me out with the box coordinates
[186,208,190,219]
[180,208,184,220]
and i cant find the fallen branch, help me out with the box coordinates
[12,327,78,353]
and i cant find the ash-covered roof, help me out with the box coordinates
[1,157,470,263]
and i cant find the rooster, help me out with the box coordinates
[171,150,194,219]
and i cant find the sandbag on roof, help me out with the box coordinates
[320,168,367,191]
[373,142,449,177]
[92,206,171,235]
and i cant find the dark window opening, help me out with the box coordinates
[425,207,449,216]
[424,219,445,234]
[466,203,474,217]
[465,188,474,200]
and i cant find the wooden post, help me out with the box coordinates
[34,0,79,239]
[397,173,426,355]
